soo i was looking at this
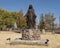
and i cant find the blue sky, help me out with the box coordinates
[0,0,60,25]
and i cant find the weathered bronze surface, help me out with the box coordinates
[25,5,36,29]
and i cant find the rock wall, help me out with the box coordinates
[22,29,41,40]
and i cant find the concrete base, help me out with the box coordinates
[9,39,49,45]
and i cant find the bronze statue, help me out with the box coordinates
[25,5,36,29]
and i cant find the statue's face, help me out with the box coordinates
[29,5,33,9]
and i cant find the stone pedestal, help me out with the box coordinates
[22,29,41,40]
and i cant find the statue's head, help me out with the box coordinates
[29,5,33,9]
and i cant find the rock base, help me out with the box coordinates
[22,29,41,40]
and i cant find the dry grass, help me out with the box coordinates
[0,31,60,48]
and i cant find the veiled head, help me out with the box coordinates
[29,5,33,9]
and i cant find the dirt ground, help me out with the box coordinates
[0,31,60,48]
